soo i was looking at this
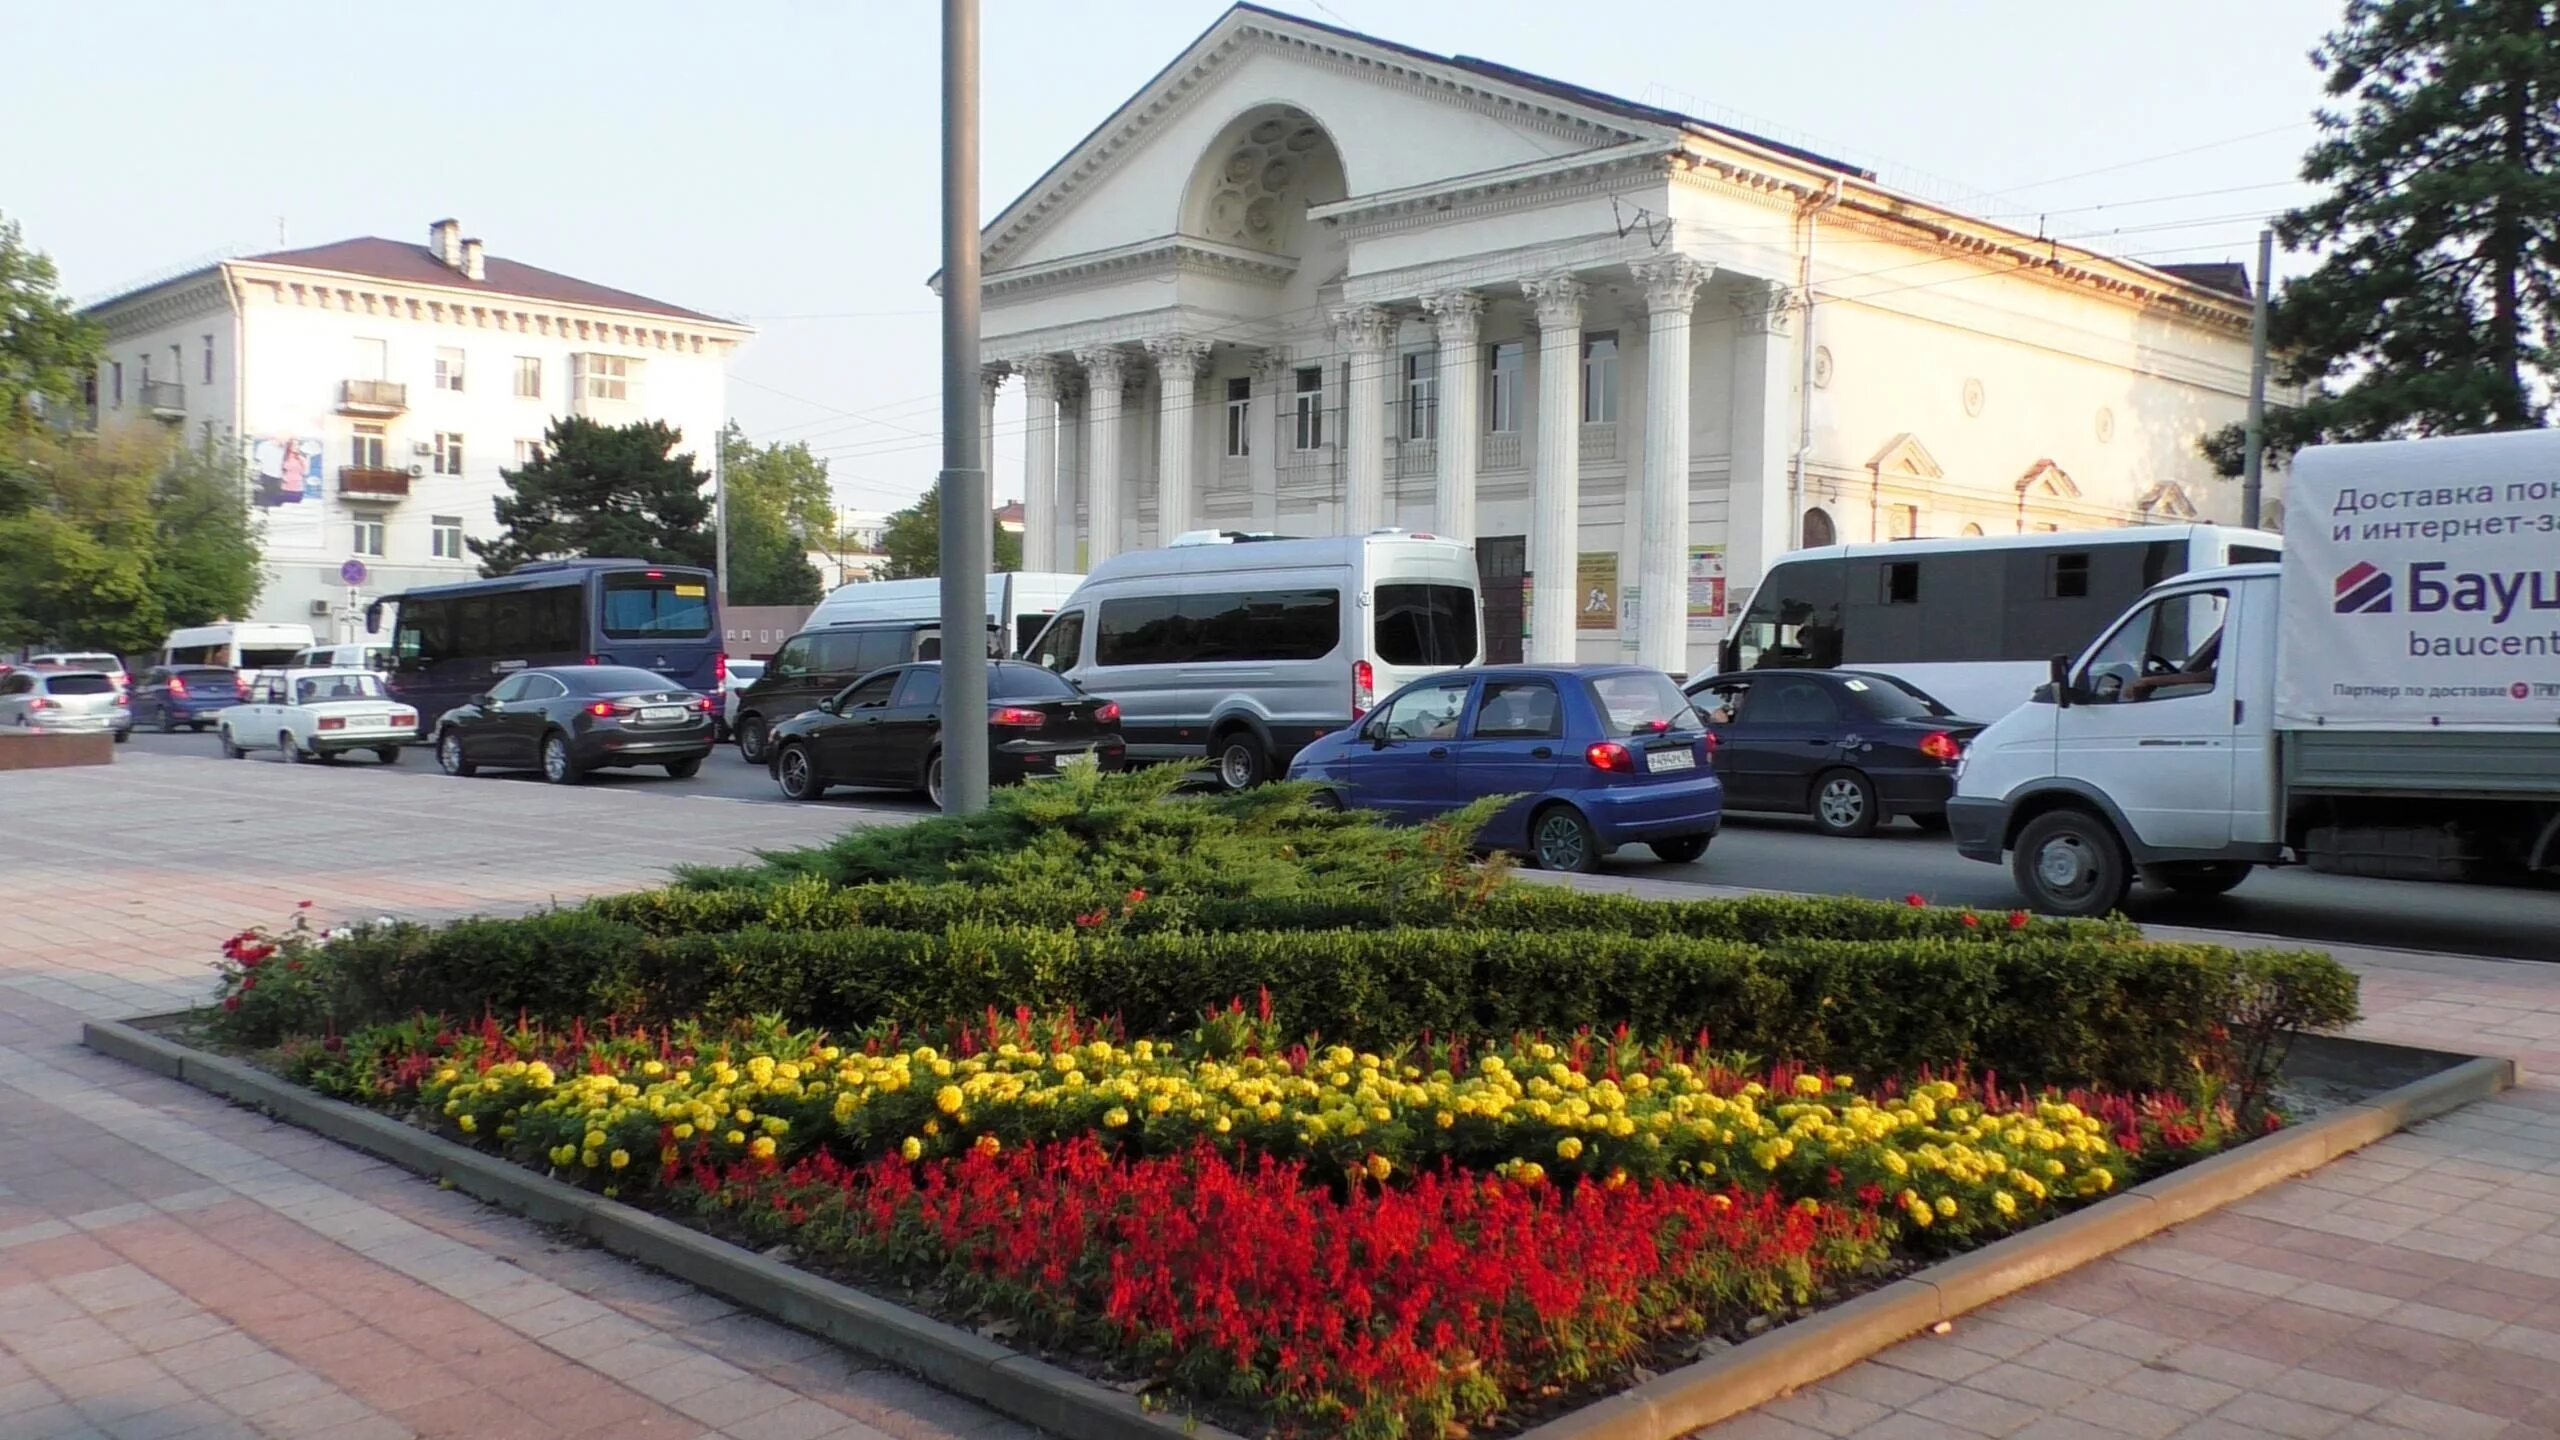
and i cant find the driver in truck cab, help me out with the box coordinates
[2122,626,2223,703]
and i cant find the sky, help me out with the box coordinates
[2,0,2342,520]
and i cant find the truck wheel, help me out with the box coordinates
[735,716,771,765]
[2012,809,2131,918]
[2144,861,2252,898]
[1214,730,1270,790]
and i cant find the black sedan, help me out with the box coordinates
[1683,670,1982,837]
[768,660,1125,806]
[433,665,715,784]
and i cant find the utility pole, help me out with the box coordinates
[936,0,990,814]
[712,425,729,608]
[2242,226,2272,530]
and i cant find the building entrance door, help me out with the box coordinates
[1478,536,1526,665]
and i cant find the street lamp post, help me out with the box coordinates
[936,0,990,813]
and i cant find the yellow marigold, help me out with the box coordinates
[609,1149,630,1170]
[456,1114,477,1134]
[975,1135,1002,1157]
[673,1123,694,1141]
[583,1130,606,1151]
[1556,1136,1584,1161]
[1993,1190,2018,1217]
[1793,1073,1826,1097]
[748,1137,776,1160]
[725,1130,746,1146]
[1104,1107,1130,1129]
[935,1085,964,1115]
[1936,1196,1959,1218]
[900,1136,924,1161]
[641,1060,664,1077]
[1365,1154,1393,1182]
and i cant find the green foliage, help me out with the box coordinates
[717,423,828,606]
[0,215,101,436]
[470,416,712,575]
[2202,0,2560,474]
[0,427,262,653]
[876,482,1022,581]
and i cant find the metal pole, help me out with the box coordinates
[2241,226,2271,530]
[936,0,990,814]
[712,425,729,607]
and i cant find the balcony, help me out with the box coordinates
[339,379,408,416]
[337,466,412,501]
[140,380,185,419]
[1480,432,1524,472]
[1579,423,1619,466]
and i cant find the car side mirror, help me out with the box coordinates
[2047,654,2073,710]
[816,697,838,715]
[470,693,492,708]
[1365,722,1391,749]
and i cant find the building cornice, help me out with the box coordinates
[85,275,231,335]
[964,235,1298,306]
[221,261,752,354]
[1308,142,1674,243]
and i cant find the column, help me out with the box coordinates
[1077,347,1127,567]
[1524,273,1586,663]
[1250,350,1291,530]
[1018,357,1060,572]
[978,364,1008,575]
[1333,304,1396,535]
[1726,279,1798,607]
[1633,256,1713,676]
[1423,290,1484,540]
[1056,371,1087,569]
[1144,334,1210,543]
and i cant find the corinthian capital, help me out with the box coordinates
[979,362,1012,399]
[1016,354,1063,400]
[1422,290,1484,345]
[1075,346,1129,390]
[1142,333,1212,376]
[1730,279,1798,337]
[1329,304,1397,355]
[1632,256,1714,315]
[1523,273,1587,330]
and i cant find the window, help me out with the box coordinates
[1737,676,1837,725]
[2079,589,2228,704]
[1731,558,1845,670]
[2047,552,2091,599]
[1881,561,1920,605]
[202,336,215,384]
[767,635,814,680]
[1404,352,1436,441]
[435,347,465,392]
[1375,680,1472,742]
[431,515,465,560]
[600,571,713,638]
[1027,611,1085,673]
[487,673,533,704]
[834,671,900,710]
[110,362,123,407]
[350,425,386,470]
[434,432,464,475]
[1486,342,1522,433]
[1292,366,1325,450]
[990,663,1078,700]
[139,353,151,383]
[351,518,386,557]
[1372,583,1477,667]
[513,439,541,468]
[169,344,182,382]
[893,668,942,709]
[1587,672,1704,736]
[513,356,542,398]
[575,353,643,402]
[1839,674,1951,722]
[1095,589,1341,666]
[1224,377,1251,458]
[1472,680,1561,739]
[1580,333,1619,425]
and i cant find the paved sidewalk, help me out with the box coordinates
[5,759,2558,1439]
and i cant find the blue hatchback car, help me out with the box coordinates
[1286,664,1723,871]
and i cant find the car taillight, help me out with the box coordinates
[1352,659,1374,719]
[991,706,1046,728]
[29,697,57,711]
[1093,701,1121,725]
[1920,731,1962,763]
[1584,741,1637,773]
[169,676,189,697]
[115,694,130,707]
[587,701,621,718]
[390,712,416,727]
[318,716,346,731]
[694,695,715,712]
[1699,731,1717,764]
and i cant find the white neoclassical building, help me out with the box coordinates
[969,4,2270,672]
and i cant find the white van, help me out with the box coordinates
[289,642,396,674]
[158,622,317,688]
[1024,530,1481,788]
[804,573,1081,658]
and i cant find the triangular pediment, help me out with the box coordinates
[1865,433,1945,481]
[979,4,1679,275]
[2138,479,2199,519]
[2017,459,2081,499]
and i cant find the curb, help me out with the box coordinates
[81,1018,1239,1440]
[86,1021,2514,1440]
[1510,1043,2518,1440]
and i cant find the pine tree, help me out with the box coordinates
[2207,0,2560,472]
[470,417,713,576]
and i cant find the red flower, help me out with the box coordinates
[221,995,241,1012]
[1126,888,1147,906]
[1073,910,1107,930]
[2007,911,2030,930]
[1903,893,1925,908]
[1961,913,1981,929]
[297,900,315,910]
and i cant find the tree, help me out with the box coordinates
[717,423,830,606]
[877,485,1022,581]
[0,214,101,435]
[470,416,712,576]
[2202,0,2560,474]
[0,427,262,654]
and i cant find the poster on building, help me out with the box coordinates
[250,437,326,552]
[1687,544,1728,627]
[1576,552,1618,630]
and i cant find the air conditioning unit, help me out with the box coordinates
[308,599,332,616]
[411,440,434,456]
[407,463,425,477]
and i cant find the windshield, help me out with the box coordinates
[601,572,714,638]
[240,647,303,669]
[1586,672,1703,737]
[729,661,765,682]
[570,666,683,693]
[1373,584,1478,667]
[1839,673,1950,720]
[990,663,1078,700]
[294,674,388,703]
[44,674,114,696]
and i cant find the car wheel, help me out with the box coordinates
[1214,731,1270,791]
[1909,811,1951,833]
[2143,860,2252,898]
[157,706,177,735]
[1810,768,1881,838]
[281,730,308,764]
[436,730,475,777]
[735,715,771,765]
[1302,786,1344,812]
[113,728,130,746]
[663,756,703,780]
[924,751,945,809]
[1530,805,1601,874]
[1651,833,1713,864]
[775,743,827,801]
[541,733,583,786]
[2012,808,2132,918]
[375,747,402,765]
[220,728,246,760]
[190,722,209,733]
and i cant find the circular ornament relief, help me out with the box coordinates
[1962,378,1986,417]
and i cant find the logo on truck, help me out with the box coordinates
[2333,560,2393,615]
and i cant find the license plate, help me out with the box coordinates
[1062,750,1099,770]
[357,714,390,727]
[1646,748,1696,774]
[640,705,685,722]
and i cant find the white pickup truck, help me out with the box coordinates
[215,669,420,765]
[1949,430,2560,915]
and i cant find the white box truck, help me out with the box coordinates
[1948,430,2560,915]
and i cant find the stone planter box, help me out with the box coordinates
[0,731,114,770]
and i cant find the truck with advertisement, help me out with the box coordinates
[1947,430,2560,915]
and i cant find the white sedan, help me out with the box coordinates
[215,669,419,764]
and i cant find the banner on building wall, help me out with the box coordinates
[250,438,325,551]
[1687,545,1728,628]
[1576,553,1618,631]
